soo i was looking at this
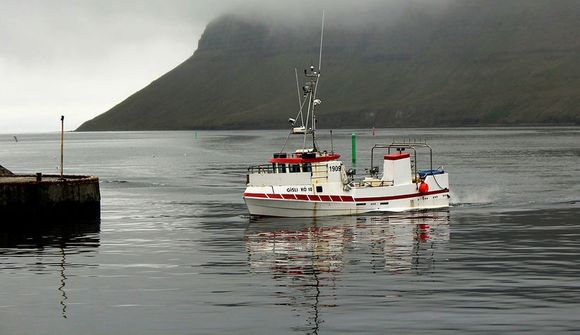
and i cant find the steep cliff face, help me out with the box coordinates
[78,0,580,131]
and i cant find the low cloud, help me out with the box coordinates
[0,0,452,132]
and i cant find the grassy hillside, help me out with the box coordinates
[78,0,580,131]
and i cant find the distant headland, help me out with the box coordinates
[77,0,580,131]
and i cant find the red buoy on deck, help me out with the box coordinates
[419,182,429,194]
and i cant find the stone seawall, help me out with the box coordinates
[0,175,100,222]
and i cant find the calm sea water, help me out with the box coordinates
[0,128,579,334]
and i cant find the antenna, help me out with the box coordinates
[318,10,325,72]
[294,68,304,125]
[295,68,302,108]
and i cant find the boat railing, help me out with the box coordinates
[248,162,330,178]
[370,142,434,180]
[248,164,276,174]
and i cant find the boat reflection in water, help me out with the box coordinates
[246,210,450,274]
[245,211,449,332]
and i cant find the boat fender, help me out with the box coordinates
[419,182,429,194]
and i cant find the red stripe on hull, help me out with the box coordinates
[354,189,449,202]
[244,189,449,202]
[319,195,331,202]
[243,193,268,198]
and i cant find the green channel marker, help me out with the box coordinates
[351,132,357,165]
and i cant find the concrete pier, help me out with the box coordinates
[0,174,100,222]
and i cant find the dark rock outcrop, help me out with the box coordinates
[0,165,14,176]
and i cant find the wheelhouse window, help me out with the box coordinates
[302,163,312,173]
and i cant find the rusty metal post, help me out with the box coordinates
[60,115,64,179]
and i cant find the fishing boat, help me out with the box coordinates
[243,17,450,217]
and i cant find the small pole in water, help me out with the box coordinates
[351,132,357,165]
[372,127,375,136]
[330,130,334,154]
[60,115,64,179]
[194,131,198,139]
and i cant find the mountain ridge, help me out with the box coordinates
[78,0,580,131]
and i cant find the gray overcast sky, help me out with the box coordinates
[0,0,231,133]
[0,0,443,133]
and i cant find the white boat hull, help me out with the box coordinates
[244,188,450,217]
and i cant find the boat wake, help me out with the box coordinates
[449,187,500,207]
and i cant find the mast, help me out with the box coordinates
[303,65,319,151]
[282,12,326,153]
[309,11,325,152]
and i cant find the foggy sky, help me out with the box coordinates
[0,0,449,133]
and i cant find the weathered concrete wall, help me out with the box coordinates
[0,175,100,221]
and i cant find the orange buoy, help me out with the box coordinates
[419,182,429,194]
